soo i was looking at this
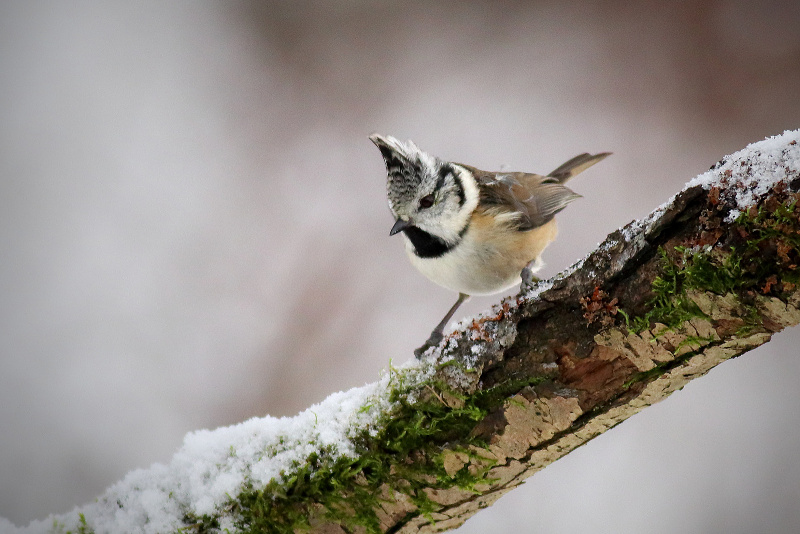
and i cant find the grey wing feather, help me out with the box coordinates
[512,180,581,230]
[466,152,609,231]
[479,172,581,230]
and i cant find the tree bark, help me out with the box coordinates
[305,134,800,533]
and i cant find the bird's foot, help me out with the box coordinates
[520,266,541,292]
[414,330,444,359]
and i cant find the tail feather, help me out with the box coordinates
[548,152,611,183]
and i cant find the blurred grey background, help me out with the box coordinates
[1,1,799,532]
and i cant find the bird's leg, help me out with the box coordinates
[520,257,543,291]
[414,293,471,358]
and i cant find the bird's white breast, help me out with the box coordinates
[406,212,558,296]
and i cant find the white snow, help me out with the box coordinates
[673,129,799,223]
[688,130,800,212]
[8,360,434,534]
[604,130,800,253]
[4,130,799,534]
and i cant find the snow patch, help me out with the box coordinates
[678,130,799,221]
[10,360,434,534]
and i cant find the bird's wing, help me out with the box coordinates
[463,152,609,230]
[480,172,581,230]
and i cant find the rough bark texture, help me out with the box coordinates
[301,137,800,533]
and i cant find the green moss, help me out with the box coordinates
[623,247,717,333]
[622,361,671,390]
[52,513,94,534]
[176,369,547,534]
[735,305,766,337]
[738,199,800,247]
[621,195,800,387]
[626,196,800,334]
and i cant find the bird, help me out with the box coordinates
[370,134,610,357]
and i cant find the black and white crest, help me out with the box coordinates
[369,134,442,214]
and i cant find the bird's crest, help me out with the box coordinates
[369,134,441,213]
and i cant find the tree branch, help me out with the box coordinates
[25,131,800,534]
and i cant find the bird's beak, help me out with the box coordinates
[390,218,412,236]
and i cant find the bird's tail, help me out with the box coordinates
[547,152,611,183]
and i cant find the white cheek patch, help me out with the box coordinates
[410,166,480,245]
[417,167,478,244]
[453,165,480,225]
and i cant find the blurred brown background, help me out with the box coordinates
[1,1,799,532]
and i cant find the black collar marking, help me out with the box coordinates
[402,222,469,259]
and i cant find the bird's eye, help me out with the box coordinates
[419,194,435,209]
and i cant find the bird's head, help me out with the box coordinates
[369,134,477,244]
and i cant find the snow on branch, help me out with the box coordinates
[8,130,800,534]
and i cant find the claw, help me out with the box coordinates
[520,258,543,291]
[413,293,470,359]
[414,331,444,358]
[520,267,540,291]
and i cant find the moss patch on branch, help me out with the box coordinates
[623,186,800,333]
[616,187,800,394]
[177,367,547,534]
